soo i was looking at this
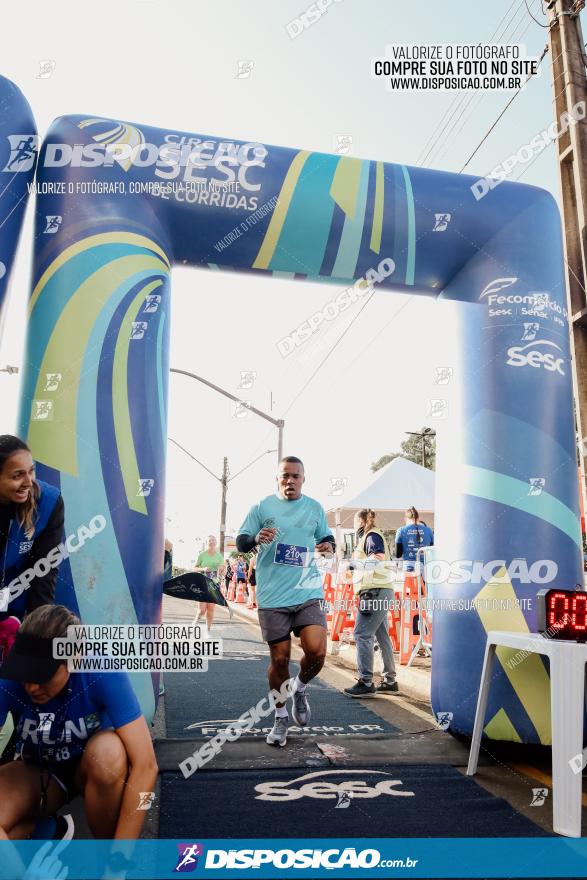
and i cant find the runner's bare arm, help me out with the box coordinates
[112,717,158,839]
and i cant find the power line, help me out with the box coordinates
[282,290,376,416]
[425,0,553,169]
[484,49,568,185]
[459,43,549,172]
[169,437,220,482]
[421,1,531,168]
[321,294,417,398]
[427,9,536,168]
[416,0,521,166]
[523,0,550,27]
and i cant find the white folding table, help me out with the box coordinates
[466,630,587,837]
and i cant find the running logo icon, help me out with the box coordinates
[130,321,148,340]
[435,711,453,731]
[43,373,62,392]
[233,401,251,420]
[335,791,352,809]
[428,398,447,419]
[174,843,204,872]
[329,477,347,496]
[434,366,453,385]
[530,787,549,807]
[37,713,55,734]
[235,60,254,79]
[533,292,550,311]
[43,215,62,234]
[137,791,156,810]
[3,135,38,172]
[238,370,257,390]
[37,60,56,80]
[528,477,546,496]
[143,294,161,313]
[137,478,155,497]
[522,322,539,341]
[433,213,451,232]
[31,400,54,421]
[334,135,353,155]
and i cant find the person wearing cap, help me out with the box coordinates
[0,435,65,621]
[0,604,158,840]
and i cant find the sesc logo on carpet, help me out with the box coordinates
[254,769,415,802]
[174,843,204,872]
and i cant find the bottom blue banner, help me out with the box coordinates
[0,838,586,879]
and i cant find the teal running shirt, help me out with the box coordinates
[238,494,331,608]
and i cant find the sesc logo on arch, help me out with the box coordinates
[506,340,565,375]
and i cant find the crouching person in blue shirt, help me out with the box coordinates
[0,604,158,840]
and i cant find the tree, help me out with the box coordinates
[372,428,436,472]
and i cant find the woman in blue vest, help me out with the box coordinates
[395,506,434,573]
[0,435,64,622]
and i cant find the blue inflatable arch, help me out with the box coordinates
[0,75,582,741]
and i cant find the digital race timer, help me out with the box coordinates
[536,588,587,641]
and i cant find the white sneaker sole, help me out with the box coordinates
[266,734,287,748]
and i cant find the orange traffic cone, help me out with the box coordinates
[235,581,246,603]
[227,579,236,602]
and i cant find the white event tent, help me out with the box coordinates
[326,457,435,545]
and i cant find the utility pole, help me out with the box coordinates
[219,456,228,555]
[546,0,587,512]
[170,439,275,556]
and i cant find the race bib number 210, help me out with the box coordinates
[274,543,309,567]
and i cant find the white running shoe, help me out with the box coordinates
[266,715,288,747]
[291,689,311,726]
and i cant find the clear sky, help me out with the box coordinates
[0,0,581,566]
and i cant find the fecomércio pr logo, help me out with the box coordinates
[174,843,204,872]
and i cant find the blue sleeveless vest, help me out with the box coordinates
[1,479,61,618]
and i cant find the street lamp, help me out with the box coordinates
[0,365,19,374]
[170,367,284,464]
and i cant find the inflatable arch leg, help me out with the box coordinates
[0,75,582,735]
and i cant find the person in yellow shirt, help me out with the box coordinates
[344,509,398,698]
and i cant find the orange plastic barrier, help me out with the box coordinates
[235,581,247,603]
[399,574,420,664]
[388,593,402,653]
[330,575,358,642]
[322,572,335,628]
[418,567,433,646]
[227,579,236,602]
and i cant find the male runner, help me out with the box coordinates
[236,456,335,747]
